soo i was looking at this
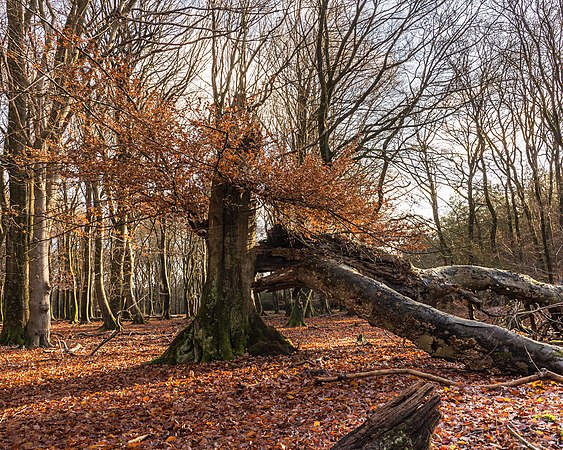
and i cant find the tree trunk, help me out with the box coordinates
[124,222,144,324]
[331,382,440,450]
[286,288,308,327]
[259,256,563,374]
[0,177,30,346]
[27,163,53,347]
[0,0,30,346]
[91,181,119,330]
[79,182,93,324]
[159,221,172,320]
[153,179,294,364]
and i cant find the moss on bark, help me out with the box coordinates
[151,313,294,365]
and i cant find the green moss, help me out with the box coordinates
[492,351,513,365]
[532,413,557,423]
[0,326,26,346]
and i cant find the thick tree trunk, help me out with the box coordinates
[257,256,563,375]
[0,177,30,346]
[153,180,294,364]
[1,0,30,346]
[331,382,440,450]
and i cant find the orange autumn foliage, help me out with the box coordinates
[64,66,420,250]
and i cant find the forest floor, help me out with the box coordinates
[1,313,562,449]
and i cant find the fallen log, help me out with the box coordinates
[331,382,440,450]
[255,257,563,375]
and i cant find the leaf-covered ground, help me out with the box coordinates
[1,313,562,449]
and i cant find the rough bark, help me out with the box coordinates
[421,265,563,307]
[153,180,294,364]
[256,256,563,374]
[0,0,30,346]
[27,164,53,347]
[331,382,440,450]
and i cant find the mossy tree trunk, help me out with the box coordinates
[153,179,294,364]
[91,181,119,331]
[286,288,308,327]
[0,0,30,346]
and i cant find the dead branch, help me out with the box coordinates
[507,424,546,450]
[89,329,121,356]
[316,368,458,386]
[481,369,563,389]
[315,367,563,390]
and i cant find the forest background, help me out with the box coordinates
[1,0,563,447]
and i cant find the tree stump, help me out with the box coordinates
[331,382,441,450]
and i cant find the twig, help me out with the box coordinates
[89,329,121,356]
[507,424,545,450]
[127,434,151,444]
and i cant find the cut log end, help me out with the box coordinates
[331,382,441,450]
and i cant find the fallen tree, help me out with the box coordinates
[254,232,563,375]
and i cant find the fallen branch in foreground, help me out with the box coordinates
[507,424,546,450]
[315,368,563,390]
[89,330,121,356]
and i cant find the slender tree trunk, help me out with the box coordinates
[79,183,93,324]
[27,164,53,347]
[109,224,125,318]
[123,222,144,324]
[159,221,172,320]
[91,181,119,330]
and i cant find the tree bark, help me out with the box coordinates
[91,181,119,330]
[255,243,563,375]
[79,182,93,324]
[421,265,563,308]
[158,221,172,320]
[0,0,30,346]
[27,163,53,347]
[331,382,440,450]
[153,180,294,364]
